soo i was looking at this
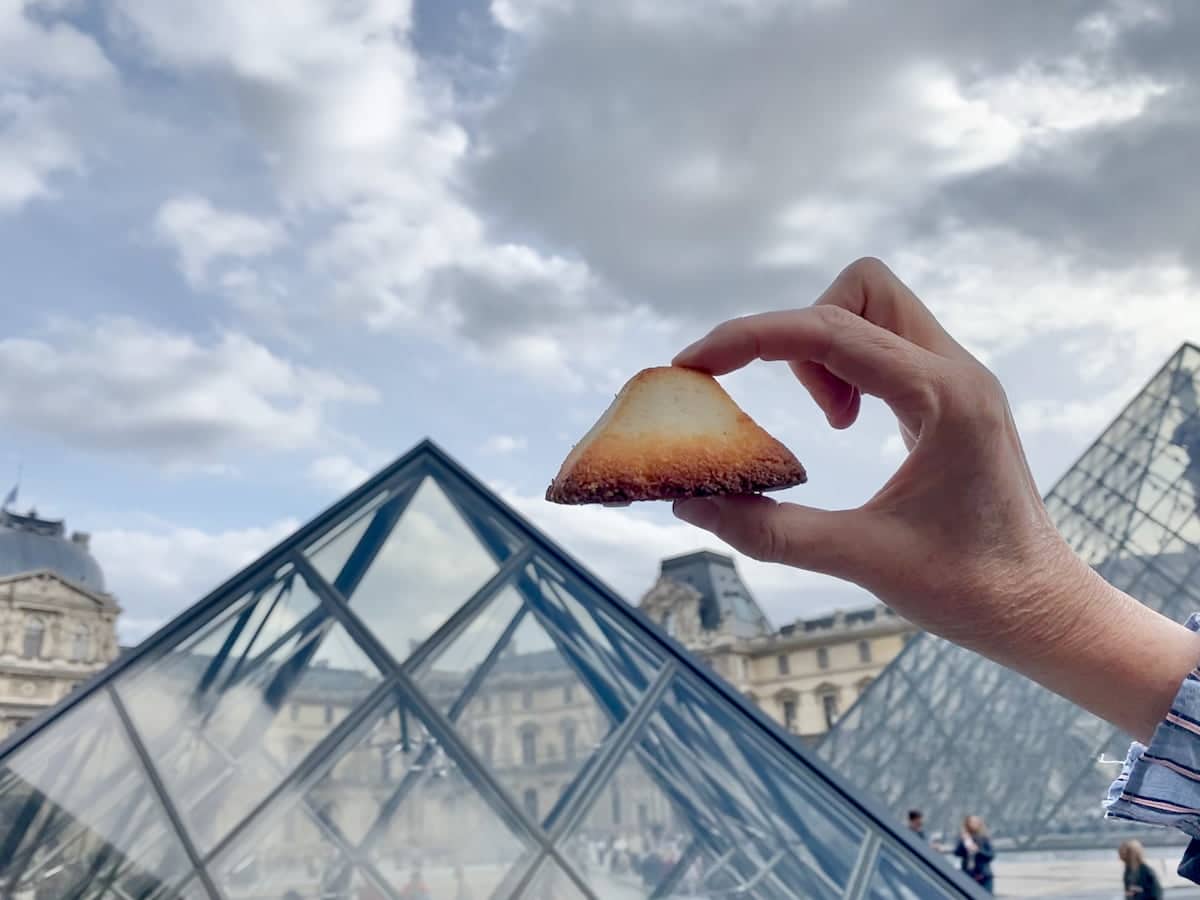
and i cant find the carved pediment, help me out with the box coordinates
[0,570,116,613]
[639,576,704,642]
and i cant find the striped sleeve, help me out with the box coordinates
[1104,613,1200,839]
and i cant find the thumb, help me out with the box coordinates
[672,495,863,578]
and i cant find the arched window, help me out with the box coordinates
[71,625,90,663]
[820,692,840,729]
[22,617,45,660]
[779,694,798,732]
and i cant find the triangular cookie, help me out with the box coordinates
[546,366,806,504]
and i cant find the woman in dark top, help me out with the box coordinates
[1120,840,1164,899]
[954,816,995,894]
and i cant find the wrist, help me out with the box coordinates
[991,544,1200,742]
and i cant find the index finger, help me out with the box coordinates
[814,257,968,360]
[673,306,942,420]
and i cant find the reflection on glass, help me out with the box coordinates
[330,476,511,664]
[522,856,589,900]
[177,876,214,899]
[868,847,958,899]
[417,587,525,715]
[449,610,615,826]
[644,677,859,898]
[116,565,383,853]
[0,691,192,899]
[563,752,681,898]
[212,800,379,900]
[526,558,664,708]
[306,691,532,898]
[305,487,395,587]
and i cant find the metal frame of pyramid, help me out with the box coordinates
[0,439,983,899]
[820,342,1200,852]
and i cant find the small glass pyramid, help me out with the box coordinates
[0,441,981,897]
[821,342,1200,851]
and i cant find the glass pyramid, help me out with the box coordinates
[820,342,1200,851]
[0,441,981,898]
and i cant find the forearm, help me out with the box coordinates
[960,548,1200,744]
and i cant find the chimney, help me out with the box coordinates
[71,531,91,550]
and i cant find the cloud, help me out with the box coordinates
[154,195,286,288]
[481,434,528,455]
[307,455,373,494]
[0,317,378,461]
[93,517,300,644]
[922,5,1200,276]
[494,482,876,626]
[0,1,116,211]
[468,0,1169,323]
[108,0,651,388]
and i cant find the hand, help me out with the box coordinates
[671,258,1200,742]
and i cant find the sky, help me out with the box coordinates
[3,0,1200,644]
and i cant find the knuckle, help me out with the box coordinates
[744,517,784,564]
[940,363,1010,429]
[813,303,856,330]
[842,256,892,287]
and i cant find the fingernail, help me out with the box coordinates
[673,498,718,529]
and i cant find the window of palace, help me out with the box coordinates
[479,725,495,765]
[821,692,840,729]
[523,788,539,821]
[70,625,90,663]
[562,720,577,763]
[782,698,797,732]
[22,617,45,660]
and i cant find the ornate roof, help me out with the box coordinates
[0,509,106,593]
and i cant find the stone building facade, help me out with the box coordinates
[0,508,121,739]
[639,550,916,742]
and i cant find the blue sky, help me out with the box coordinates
[3,0,1200,642]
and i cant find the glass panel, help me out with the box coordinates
[645,678,860,897]
[0,692,192,900]
[116,564,384,853]
[211,799,373,900]
[305,487,394,587]
[335,476,511,664]
[450,609,617,826]
[562,751,684,898]
[526,558,665,708]
[868,846,959,899]
[523,855,589,900]
[177,876,214,900]
[417,586,526,715]
[340,700,532,898]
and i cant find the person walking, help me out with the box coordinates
[1120,840,1164,899]
[953,816,995,894]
